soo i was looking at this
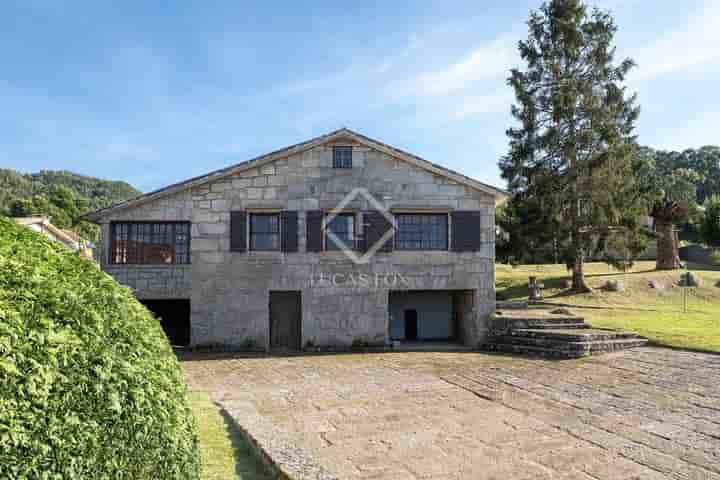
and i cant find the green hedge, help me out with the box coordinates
[0,217,200,479]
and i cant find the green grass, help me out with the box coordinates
[496,261,720,353]
[188,393,273,480]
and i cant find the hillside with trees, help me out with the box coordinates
[0,169,141,241]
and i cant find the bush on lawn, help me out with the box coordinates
[0,217,200,479]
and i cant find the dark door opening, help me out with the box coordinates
[389,290,474,344]
[270,291,302,351]
[140,299,191,347]
[404,309,418,341]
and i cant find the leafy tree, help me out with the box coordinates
[500,0,644,291]
[634,147,696,269]
[679,146,720,204]
[700,195,720,248]
[496,200,560,265]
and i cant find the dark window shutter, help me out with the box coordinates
[281,211,299,252]
[362,211,394,253]
[451,211,482,252]
[306,210,324,252]
[230,210,247,252]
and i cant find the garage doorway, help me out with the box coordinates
[269,291,302,351]
[389,290,474,345]
[140,299,191,347]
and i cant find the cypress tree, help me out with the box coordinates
[500,0,644,291]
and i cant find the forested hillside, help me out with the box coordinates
[0,169,141,241]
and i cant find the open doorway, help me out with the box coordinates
[404,309,418,340]
[139,299,191,347]
[389,290,475,345]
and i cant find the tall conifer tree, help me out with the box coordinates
[500,0,644,291]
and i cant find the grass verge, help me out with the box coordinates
[188,392,273,480]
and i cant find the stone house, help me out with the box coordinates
[84,129,506,350]
[15,216,93,259]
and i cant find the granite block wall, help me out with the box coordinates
[97,138,497,349]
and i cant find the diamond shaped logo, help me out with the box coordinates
[324,187,397,264]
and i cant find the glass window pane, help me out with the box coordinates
[250,214,280,251]
[325,213,354,250]
[111,222,190,264]
[333,146,353,168]
[396,214,447,250]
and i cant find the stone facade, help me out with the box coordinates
[94,132,499,349]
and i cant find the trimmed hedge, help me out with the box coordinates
[0,217,200,479]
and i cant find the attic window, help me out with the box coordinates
[332,146,353,168]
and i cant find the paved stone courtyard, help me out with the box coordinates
[181,347,720,479]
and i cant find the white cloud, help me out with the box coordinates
[408,34,517,97]
[447,89,513,120]
[632,1,720,80]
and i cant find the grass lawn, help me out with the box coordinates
[188,392,273,480]
[496,261,720,353]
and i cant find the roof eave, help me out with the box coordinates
[83,128,508,222]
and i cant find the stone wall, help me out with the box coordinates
[104,265,192,299]
[98,138,496,349]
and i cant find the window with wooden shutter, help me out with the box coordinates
[281,211,299,252]
[362,211,394,252]
[325,213,355,250]
[306,210,324,252]
[250,213,280,251]
[451,211,482,252]
[230,211,247,252]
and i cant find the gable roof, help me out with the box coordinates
[14,216,87,249]
[83,128,507,222]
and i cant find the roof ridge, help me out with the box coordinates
[83,128,505,222]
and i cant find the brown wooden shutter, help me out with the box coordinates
[306,210,324,252]
[362,211,394,252]
[451,211,482,252]
[281,211,298,252]
[230,210,247,252]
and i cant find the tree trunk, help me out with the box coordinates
[656,220,681,270]
[571,255,592,293]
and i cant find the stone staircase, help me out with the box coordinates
[484,309,648,359]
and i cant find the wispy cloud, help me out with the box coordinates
[407,34,517,97]
[631,1,720,80]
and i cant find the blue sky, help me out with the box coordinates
[2,0,719,192]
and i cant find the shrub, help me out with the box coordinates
[0,217,200,479]
[711,249,720,266]
[700,195,720,248]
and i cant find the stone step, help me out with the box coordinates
[495,334,647,351]
[510,328,642,342]
[490,314,588,332]
[495,300,529,310]
[484,343,588,359]
[516,323,589,330]
[487,338,648,359]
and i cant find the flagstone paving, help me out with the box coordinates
[181,347,720,479]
